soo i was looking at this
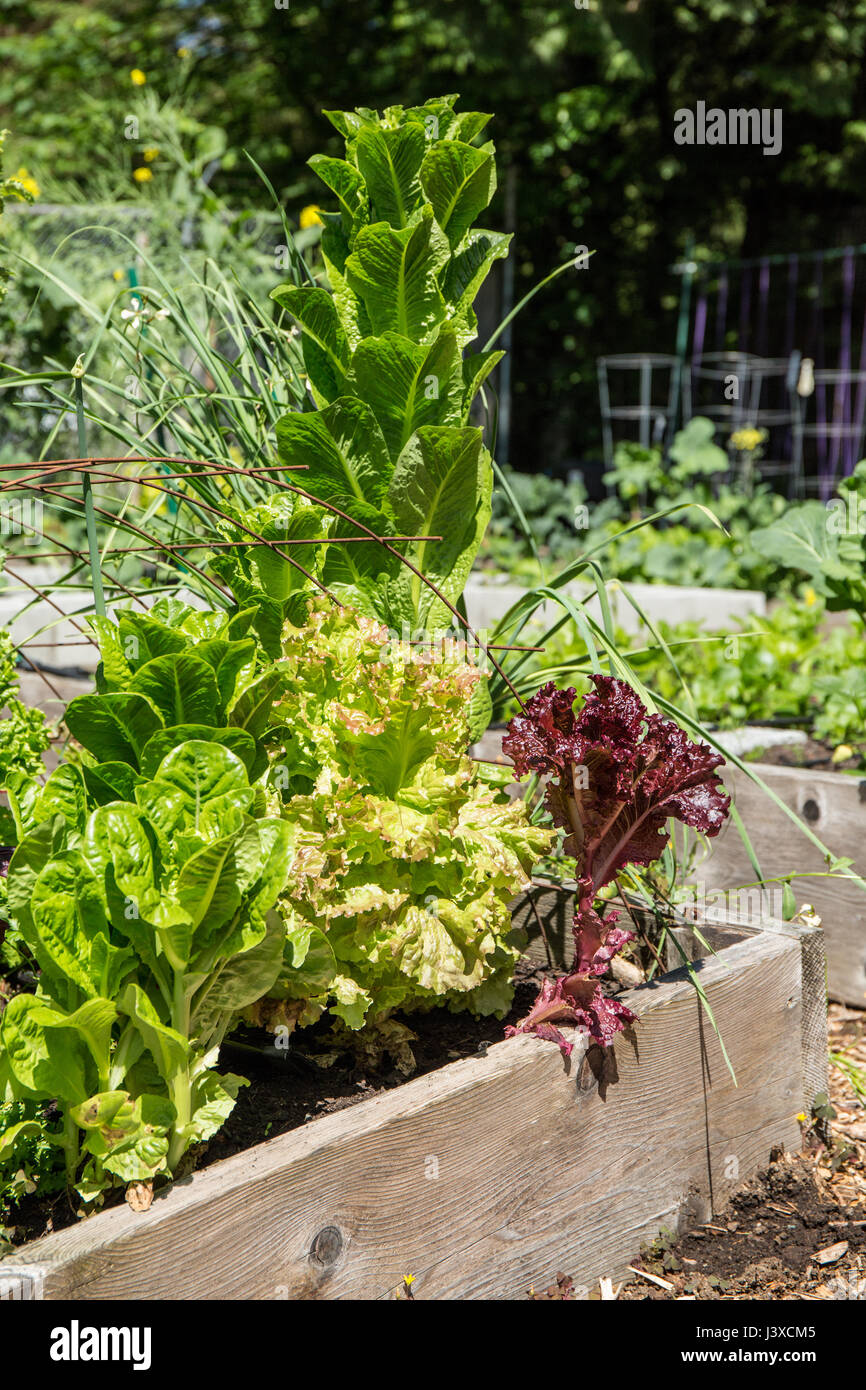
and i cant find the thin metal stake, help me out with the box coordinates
[72,360,106,617]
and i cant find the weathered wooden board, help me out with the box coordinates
[2,926,811,1301]
[0,1272,33,1300]
[702,762,866,1007]
[511,887,828,1120]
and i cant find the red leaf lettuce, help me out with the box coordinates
[502,676,730,1056]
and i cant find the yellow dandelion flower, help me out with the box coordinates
[130,68,147,86]
[804,586,817,607]
[143,147,159,163]
[299,204,324,229]
[177,46,191,59]
[730,426,764,453]
[133,167,153,183]
[796,1112,807,1124]
[14,167,40,198]
[112,269,125,282]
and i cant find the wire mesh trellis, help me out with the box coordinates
[679,245,866,495]
[684,351,803,497]
[596,354,680,472]
[791,368,866,500]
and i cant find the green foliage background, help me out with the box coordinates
[3,0,866,467]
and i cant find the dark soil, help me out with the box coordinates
[618,1152,866,1300]
[3,954,558,1246]
[748,736,866,773]
[453,1006,866,1301]
[205,955,548,1166]
[614,1002,866,1301]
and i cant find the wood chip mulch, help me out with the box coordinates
[528,1004,866,1301]
[615,1002,866,1301]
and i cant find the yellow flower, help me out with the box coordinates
[130,68,147,86]
[138,482,168,516]
[730,426,764,453]
[14,167,40,198]
[796,1112,807,1124]
[832,744,854,764]
[112,269,125,282]
[402,1274,416,1286]
[177,46,190,59]
[143,147,159,163]
[804,586,817,607]
[300,204,324,229]
[133,167,153,183]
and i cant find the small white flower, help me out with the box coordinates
[120,298,168,332]
[121,297,144,331]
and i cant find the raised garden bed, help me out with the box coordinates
[464,576,766,638]
[0,888,826,1301]
[702,760,866,1008]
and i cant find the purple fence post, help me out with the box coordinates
[738,265,753,353]
[715,268,729,351]
[812,254,827,490]
[784,254,799,358]
[827,248,855,496]
[692,279,708,365]
[757,257,771,358]
[781,254,800,465]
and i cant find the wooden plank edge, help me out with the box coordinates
[0,1265,46,1299]
[6,928,799,1291]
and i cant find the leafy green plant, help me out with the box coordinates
[60,596,278,784]
[0,595,295,1205]
[246,597,552,1048]
[0,130,35,307]
[0,1098,65,1239]
[594,423,785,587]
[0,736,289,1205]
[477,418,789,599]
[268,95,508,632]
[605,418,746,510]
[0,572,550,1171]
[752,461,866,618]
[0,625,50,795]
[0,626,51,971]
[480,464,607,573]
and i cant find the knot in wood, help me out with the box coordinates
[310,1225,343,1267]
